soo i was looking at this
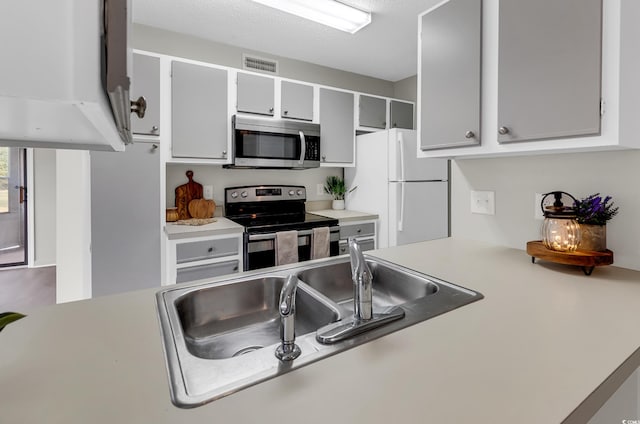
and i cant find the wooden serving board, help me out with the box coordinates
[175,170,203,220]
[526,240,613,275]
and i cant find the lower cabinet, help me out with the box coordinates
[166,232,244,284]
[338,220,376,254]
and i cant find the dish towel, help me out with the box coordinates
[311,227,330,260]
[276,230,299,265]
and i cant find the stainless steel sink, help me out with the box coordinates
[156,255,483,408]
[175,277,339,359]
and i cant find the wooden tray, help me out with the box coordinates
[526,240,613,275]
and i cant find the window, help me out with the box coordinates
[0,147,8,213]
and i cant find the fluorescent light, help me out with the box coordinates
[252,0,371,34]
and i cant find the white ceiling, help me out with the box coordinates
[132,0,440,82]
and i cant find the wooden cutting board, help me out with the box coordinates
[175,170,203,220]
[188,199,216,219]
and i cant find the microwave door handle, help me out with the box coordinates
[298,130,306,165]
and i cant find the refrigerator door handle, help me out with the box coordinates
[398,181,405,232]
[398,132,406,182]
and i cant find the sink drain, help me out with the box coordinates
[232,346,263,357]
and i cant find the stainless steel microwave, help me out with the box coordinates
[228,115,321,169]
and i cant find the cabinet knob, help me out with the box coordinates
[222,150,227,157]
[207,247,215,253]
[465,131,475,139]
[283,110,289,115]
[382,121,386,127]
[130,96,147,119]
[498,126,510,135]
[322,155,326,162]
[151,125,159,132]
[269,107,274,113]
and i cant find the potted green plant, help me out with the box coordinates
[0,312,26,333]
[324,176,347,210]
[574,193,619,251]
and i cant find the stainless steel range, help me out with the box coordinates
[225,185,340,271]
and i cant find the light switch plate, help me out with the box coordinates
[470,190,495,215]
[203,185,214,200]
[317,183,325,196]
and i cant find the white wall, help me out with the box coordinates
[133,24,400,99]
[166,164,342,210]
[55,150,91,303]
[451,149,640,271]
[32,149,56,267]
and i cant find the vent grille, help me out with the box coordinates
[243,54,279,75]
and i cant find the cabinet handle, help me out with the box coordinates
[465,131,475,139]
[498,126,510,135]
[130,96,147,119]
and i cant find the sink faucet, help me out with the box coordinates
[275,274,302,361]
[349,237,373,321]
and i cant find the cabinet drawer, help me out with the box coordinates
[176,238,239,264]
[176,260,239,284]
[339,222,375,239]
[339,238,375,255]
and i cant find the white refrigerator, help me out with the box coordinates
[345,129,448,249]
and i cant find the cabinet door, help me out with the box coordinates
[390,100,414,129]
[319,88,354,164]
[91,142,161,296]
[419,0,481,150]
[281,81,313,121]
[359,95,387,129]
[171,61,228,159]
[497,0,602,143]
[237,72,275,116]
[132,53,160,136]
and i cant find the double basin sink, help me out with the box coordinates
[156,255,483,408]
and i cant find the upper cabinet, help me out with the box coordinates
[358,95,387,129]
[319,88,355,165]
[237,73,275,116]
[419,0,481,150]
[390,100,414,130]
[280,81,314,121]
[419,0,640,158]
[171,61,229,160]
[497,0,602,143]
[132,53,161,136]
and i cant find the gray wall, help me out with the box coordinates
[32,149,56,267]
[393,75,418,102]
[133,24,401,98]
[451,150,640,271]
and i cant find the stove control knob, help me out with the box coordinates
[289,190,295,196]
[241,191,248,198]
[230,191,238,199]
[296,189,303,196]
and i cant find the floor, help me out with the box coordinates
[0,266,56,312]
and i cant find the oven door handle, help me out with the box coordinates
[248,227,339,242]
[298,130,306,165]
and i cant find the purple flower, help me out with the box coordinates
[574,193,619,225]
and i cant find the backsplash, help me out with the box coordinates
[166,164,343,211]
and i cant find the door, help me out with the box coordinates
[388,181,448,247]
[497,0,602,142]
[388,130,448,182]
[237,72,275,116]
[281,81,313,121]
[132,53,161,136]
[319,88,355,164]
[0,147,26,266]
[91,142,161,296]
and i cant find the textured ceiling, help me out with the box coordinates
[132,0,440,82]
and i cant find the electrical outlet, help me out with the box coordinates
[317,183,325,196]
[534,193,544,220]
[203,185,214,200]
[470,190,495,215]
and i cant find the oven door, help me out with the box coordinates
[244,227,340,271]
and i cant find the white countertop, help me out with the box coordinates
[1,238,639,423]
[164,217,244,240]
[310,209,378,222]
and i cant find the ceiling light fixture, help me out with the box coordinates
[252,0,371,34]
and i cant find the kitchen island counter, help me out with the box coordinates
[1,238,639,423]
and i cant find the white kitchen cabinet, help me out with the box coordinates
[358,95,387,129]
[319,88,355,165]
[419,0,481,150]
[497,0,602,143]
[237,72,275,116]
[280,80,313,121]
[166,233,243,285]
[390,100,414,130]
[418,0,640,158]
[171,61,229,160]
[132,53,161,136]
